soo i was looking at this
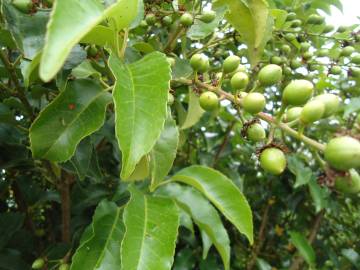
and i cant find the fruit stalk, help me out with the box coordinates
[173,78,326,152]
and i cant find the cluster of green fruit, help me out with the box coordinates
[188,54,360,192]
[143,9,216,28]
[32,258,69,270]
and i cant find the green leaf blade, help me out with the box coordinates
[121,186,179,270]
[30,79,112,162]
[157,183,231,270]
[172,165,253,244]
[289,231,316,266]
[109,52,171,179]
[70,200,125,270]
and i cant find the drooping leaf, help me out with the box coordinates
[121,186,179,270]
[171,165,253,244]
[109,52,171,179]
[201,231,213,260]
[181,88,205,130]
[40,0,139,81]
[308,178,328,213]
[150,114,179,190]
[287,155,313,188]
[70,200,125,270]
[1,0,49,59]
[214,0,273,66]
[157,183,230,270]
[289,231,316,266]
[30,79,112,162]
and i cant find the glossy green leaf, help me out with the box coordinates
[181,89,205,130]
[201,230,213,260]
[70,200,125,270]
[214,0,273,66]
[289,231,316,266]
[40,0,139,81]
[20,52,41,88]
[126,155,150,181]
[30,79,112,162]
[121,186,179,270]
[72,60,101,79]
[80,25,118,51]
[157,183,230,269]
[1,0,49,59]
[171,165,253,244]
[150,114,179,190]
[109,52,171,179]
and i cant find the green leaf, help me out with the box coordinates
[289,231,316,266]
[187,7,226,40]
[271,9,287,29]
[30,79,112,162]
[70,200,125,270]
[80,25,118,51]
[157,183,230,270]
[181,88,205,130]
[126,155,150,181]
[109,52,171,179]
[0,213,24,250]
[201,231,213,259]
[256,258,272,270]
[287,155,313,188]
[72,60,101,79]
[341,248,360,268]
[1,0,49,59]
[150,114,179,190]
[308,178,328,213]
[121,186,179,270]
[171,165,253,244]
[40,0,139,81]
[214,0,273,66]
[20,52,41,88]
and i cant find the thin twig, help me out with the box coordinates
[212,122,235,167]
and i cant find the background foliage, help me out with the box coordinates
[0,0,360,269]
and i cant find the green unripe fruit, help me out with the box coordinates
[247,123,266,142]
[258,64,282,86]
[270,56,282,65]
[286,12,297,21]
[199,10,216,23]
[180,13,194,26]
[231,72,249,89]
[198,58,210,73]
[162,15,172,26]
[350,67,360,78]
[337,26,347,33]
[243,93,266,114]
[291,19,302,28]
[300,100,325,124]
[223,55,240,74]
[324,136,360,171]
[285,107,302,122]
[168,93,174,105]
[307,14,324,25]
[335,169,360,194]
[12,0,32,12]
[302,51,313,60]
[282,80,314,106]
[260,148,287,175]
[87,45,98,57]
[300,42,311,52]
[330,66,342,75]
[199,91,219,111]
[59,264,69,270]
[290,59,302,70]
[283,66,292,76]
[351,54,360,65]
[314,93,340,117]
[32,258,45,269]
[281,44,291,55]
[322,24,334,34]
[317,49,329,57]
[285,33,296,41]
[190,54,203,71]
[145,13,156,25]
[340,46,355,57]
